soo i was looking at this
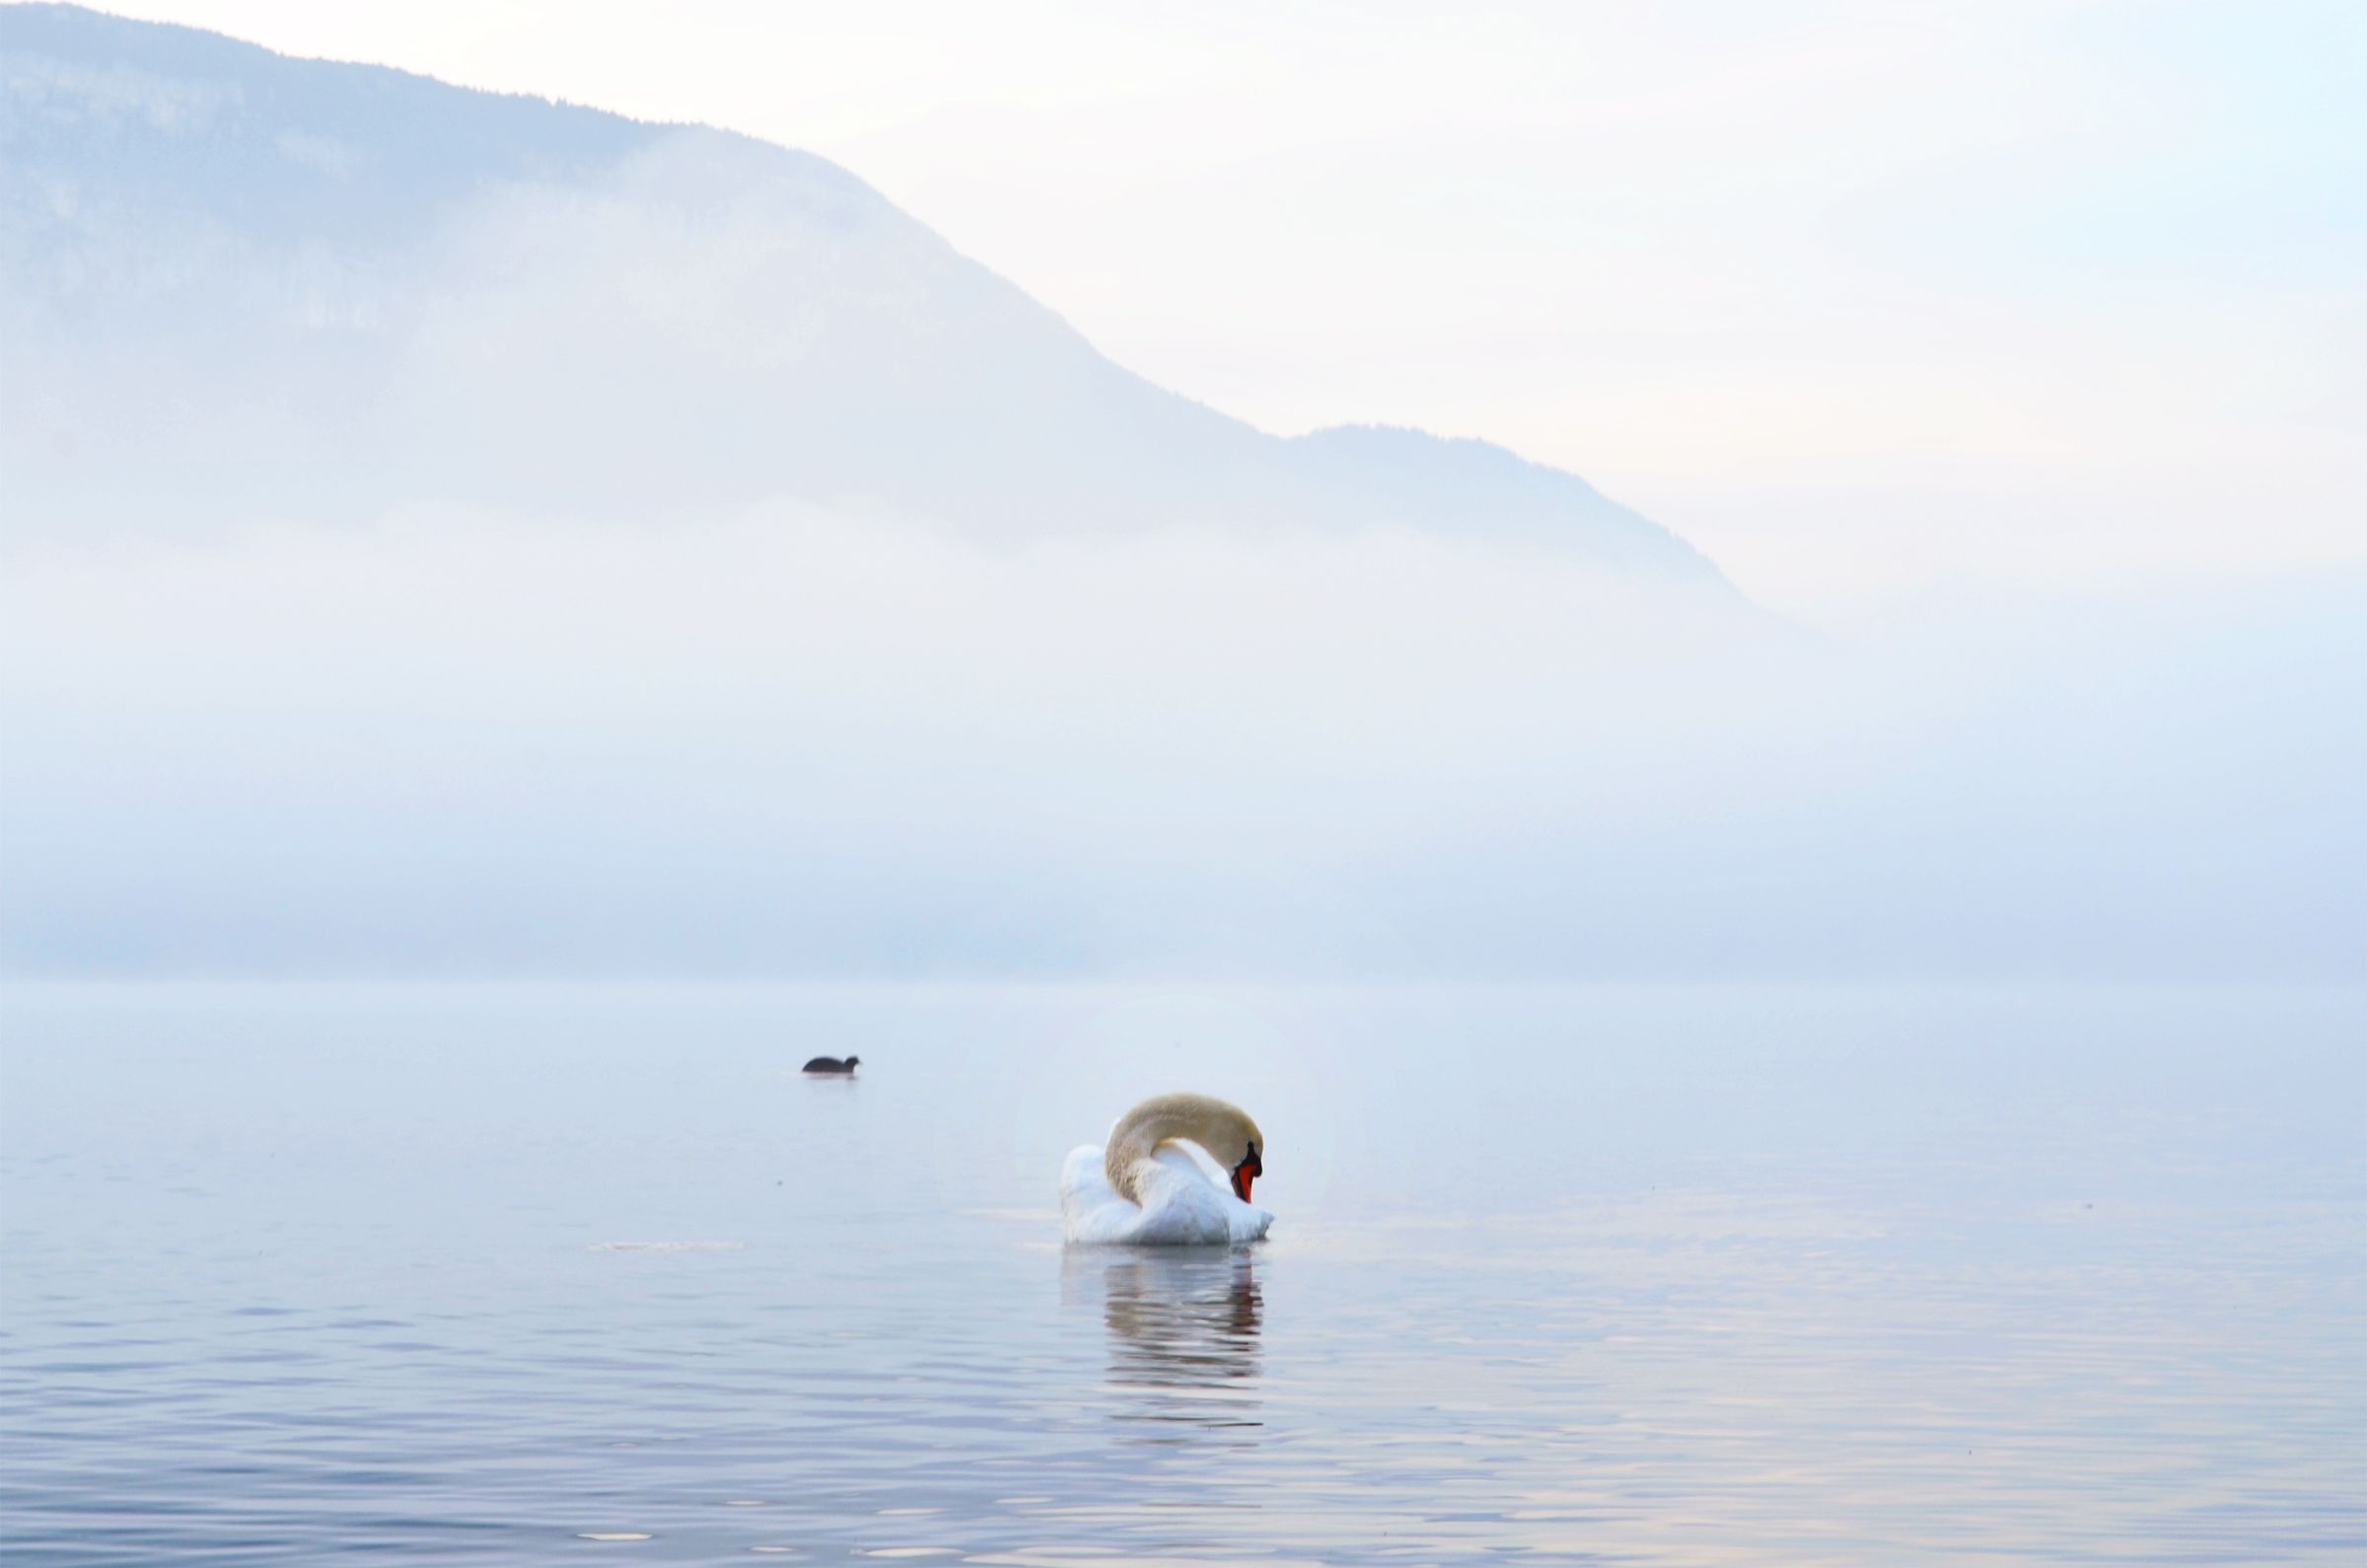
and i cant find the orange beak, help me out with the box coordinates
[1230,1156,1260,1204]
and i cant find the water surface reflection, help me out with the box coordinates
[1065,1249,1262,1442]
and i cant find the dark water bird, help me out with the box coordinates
[802,1055,860,1075]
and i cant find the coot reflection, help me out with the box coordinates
[1065,1250,1262,1442]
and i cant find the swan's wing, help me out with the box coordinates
[1060,1144,1144,1245]
[1123,1156,1234,1245]
[1059,1144,1109,1203]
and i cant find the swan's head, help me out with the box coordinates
[1229,1137,1262,1204]
[1178,1096,1263,1203]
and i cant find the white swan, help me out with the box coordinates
[1061,1092,1272,1246]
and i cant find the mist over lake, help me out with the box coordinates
[6,508,2358,981]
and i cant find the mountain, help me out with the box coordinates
[0,3,1725,583]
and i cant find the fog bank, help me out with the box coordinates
[5,511,2354,980]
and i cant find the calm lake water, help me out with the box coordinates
[2,982,2360,1565]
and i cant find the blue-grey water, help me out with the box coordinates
[2,983,2360,1565]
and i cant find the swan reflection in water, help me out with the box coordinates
[1063,1249,1262,1442]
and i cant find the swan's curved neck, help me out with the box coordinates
[1104,1093,1260,1207]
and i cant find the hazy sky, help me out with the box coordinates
[91,0,2365,615]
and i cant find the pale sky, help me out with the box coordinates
[95,0,2365,616]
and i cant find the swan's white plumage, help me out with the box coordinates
[1061,1142,1273,1246]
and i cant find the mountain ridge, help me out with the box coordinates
[1,2,1730,588]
